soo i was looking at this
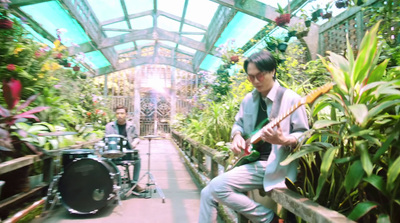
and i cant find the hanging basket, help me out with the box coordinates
[335,0,348,9]
[305,20,312,27]
[0,18,13,29]
[278,43,288,53]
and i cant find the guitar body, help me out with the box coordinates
[232,149,260,168]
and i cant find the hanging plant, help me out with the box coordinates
[277,42,288,52]
[73,65,80,71]
[0,18,13,29]
[335,0,349,9]
[322,2,333,20]
[274,3,291,27]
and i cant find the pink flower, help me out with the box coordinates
[54,84,62,89]
[2,78,22,109]
[6,64,16,71]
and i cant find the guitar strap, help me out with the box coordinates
[269,86,287,120]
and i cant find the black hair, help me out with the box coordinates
[115,105,128,112]
[243,50,277,78]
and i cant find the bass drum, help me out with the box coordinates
[58,158,120,214]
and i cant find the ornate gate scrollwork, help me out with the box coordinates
[140,91,170,136]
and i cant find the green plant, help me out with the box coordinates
[0,79,49,160]
[283,22,400,222]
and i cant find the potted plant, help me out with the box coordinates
[0,1,13,30]
[322,2,333,19]
[311,5,323,22]
[274,3,291,27]
[265,36,279,51]
[335,0,349,9]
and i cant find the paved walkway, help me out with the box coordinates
[33,139,202,223]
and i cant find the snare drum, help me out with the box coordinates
[62,149,94,170]
[102,135,128,159]
[58,158,120,214]
[113,149,139,164]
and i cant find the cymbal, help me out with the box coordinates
[38,131,78,136]
[144,135,159,139]
[104,134,127,139]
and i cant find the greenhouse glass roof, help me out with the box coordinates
[7,0,343,75]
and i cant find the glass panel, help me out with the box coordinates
[84,51,111,69]
[136,40,156,48]
[185,0,219,26]
[215,12,268,48]
[177,45,196,54]
[182,35,204,41]
[86,0,123,22]
[103,21,129,37]
[130,16,153,29]
[158,16,180,32]
[158,0,185,16]
[200,54,222,72]
[257,0,288,8]
[20,1,91,46]
[114,42,135,51]
[125,0,153,14]
[158,40,177,48]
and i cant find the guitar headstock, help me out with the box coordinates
[305,82,334,104]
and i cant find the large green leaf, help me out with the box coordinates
[368,99,400,119]
[347,201,378,221]
[364,174,387,196]
[344,160,364,194]
[352,23,380,86]
[358,141,373,177]
[373,134,395,162]
[280,144,324,166]
[314,146,338,200]
[366,59,389,85]
[313,120,342,129]
[387,155,400,192]
[348,104,368,126]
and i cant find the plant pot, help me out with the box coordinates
[311,9,323,21]
[73,66,80,71]
[322,12,332,19]
[278,43,288,52]
[356,0,364,6]
[266,43,277,51]
[305,20,312,27]
[284,36,291,42]
[335,0,348,8]
[296,30,309,39]
[288,31,297,37]
[0,19,13,29]
[28,174,43,189]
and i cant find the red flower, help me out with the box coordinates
[55,53,63,59]
[95,109,100,114]
[64,63,71,67]
[6,64,16,71]
[2,78,22,109]
[275,14,291,27]
[34,51,43,58]
[87,112,91,116]
[230,55,239,63]
[0,19,13,29]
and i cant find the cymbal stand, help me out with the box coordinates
[137,135,165,203]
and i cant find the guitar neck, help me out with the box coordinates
[250,100,302,144]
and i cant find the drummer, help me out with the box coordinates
[105,105,145,193]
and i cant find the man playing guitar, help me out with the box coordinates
[198,50,310,223]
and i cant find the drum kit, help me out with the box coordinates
[43,134,161,215]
